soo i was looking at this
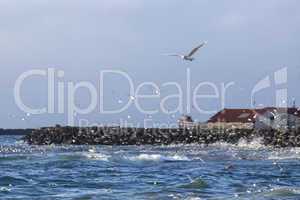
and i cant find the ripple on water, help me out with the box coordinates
[0,155,29,162]
[0,175,29,186]
[178,177,208,189]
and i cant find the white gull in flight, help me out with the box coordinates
[164,41,207,61]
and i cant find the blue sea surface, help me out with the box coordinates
[1,135,300,199]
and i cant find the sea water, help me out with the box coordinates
[1,135,300,199]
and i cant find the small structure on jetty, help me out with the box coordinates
[178,115,194,128]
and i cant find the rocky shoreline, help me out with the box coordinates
[22,126,300,147]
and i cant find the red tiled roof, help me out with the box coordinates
[207,107,300,123]
[207,109,256,123]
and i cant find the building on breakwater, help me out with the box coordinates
[182,107,300,130]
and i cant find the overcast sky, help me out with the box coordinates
[1,0,300,128]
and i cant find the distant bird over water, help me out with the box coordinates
[164,41,207,61]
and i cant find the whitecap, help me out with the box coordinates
[0,186,11,192]
[209,137,265,150]
[268,155,300,160]
[252,186,300,198]
[126,154,190,162]
[268,148,300,160]
[82,152,110,161]
[265,186,300,196]
[185,197,204,200]
[237,137,264,149]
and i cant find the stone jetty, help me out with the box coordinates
[23,126,300,147]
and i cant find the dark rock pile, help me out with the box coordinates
[22,126,300,147]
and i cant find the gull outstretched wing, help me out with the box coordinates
[163,54,183,57]
[188,42,207,57]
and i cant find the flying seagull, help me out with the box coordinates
[165,41,207,61]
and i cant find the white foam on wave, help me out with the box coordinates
[185,197,204,200]
[252,186,300,197]
[235,186,300,199]
[127,154,190,162]
[210,137,265,149]
[82,151,110,161]
[0,186,11,192]
[237,137,264,149]
[209,141,235,148]
[268,148,300,160]
[267,186,300,195]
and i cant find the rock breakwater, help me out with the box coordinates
[23,126,300,147]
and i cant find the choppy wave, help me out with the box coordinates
[1,136,300,199]
[179,177,208,189]
[0,175,29,185]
